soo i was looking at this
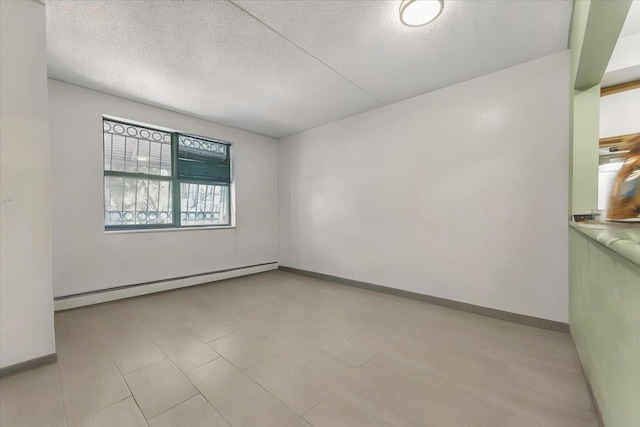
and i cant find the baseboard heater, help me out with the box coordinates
[54,262,278,311]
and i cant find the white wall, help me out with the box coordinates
[49,80,278,297]
[599,88,640,138]
[605,33,640,74]
[1,1,56,368]
[279,51,570,322]
[601,29,640,87]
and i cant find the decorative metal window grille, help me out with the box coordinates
[103,118,231,230]
[179,135,228,158]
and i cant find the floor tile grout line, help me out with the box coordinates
[318,349,499,425]
[295,350,330,371]
[239,354,333,421]
[306,329,379,364]
[221,390,266,419]
[3,363,69,426]
[301,356,420,427]
[111,341,167,377]
[300,391,334,418]
[306,391,394,427]
[499,375,595,412]
[53,361,72,426]
[393,340,590,425]
[226,384,315,425]
[70,395,135,425]
[124,353,209,420]
[107,303,181,423]
[348,352,429,397]
[353,350,378,369]
[407,370,425,397]
[144,393,207,424]
[240,352,275,373]
[184,355,270,418]
[432,342,588,409]
[458,374,598,425]
[0,399,66,426]
[203,329,237,346]
[47,271,598,427]
[58,361,134,422]
[407,370,548,427]
[352,343,498,400]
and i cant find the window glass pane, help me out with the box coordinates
[105,176,173,226]
[177,135,230,183]
[103,120,172,176]
[180,183,229,226]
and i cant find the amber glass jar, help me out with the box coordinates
[607,135,640,222]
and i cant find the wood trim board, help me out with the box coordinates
[600,80,640,96]
[599,132,640,148]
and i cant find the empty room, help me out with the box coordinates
[1,0,639,426]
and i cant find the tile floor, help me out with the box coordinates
[0,270,599,427]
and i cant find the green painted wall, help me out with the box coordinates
[571,85,600,214]
[568,2,639,426]
[568,0,593,214]
[570,0,591,87]
[570,228,640,427]
[568,0,631,214]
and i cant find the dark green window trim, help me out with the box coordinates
[103,118,232,231]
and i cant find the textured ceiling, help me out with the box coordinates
[46,0,572,139]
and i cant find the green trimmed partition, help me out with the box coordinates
[570,228,640,426]
[567,1,638,425]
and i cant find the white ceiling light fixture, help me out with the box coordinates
[399,0,444,27]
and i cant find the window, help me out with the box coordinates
[103,118,231,230]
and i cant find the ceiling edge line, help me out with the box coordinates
[227,0,386,106]
[46,77,281,139]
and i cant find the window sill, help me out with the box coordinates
[104,225,236,235]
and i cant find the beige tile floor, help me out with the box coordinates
[0,270,599,427]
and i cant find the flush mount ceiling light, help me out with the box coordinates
[399,0,444,27]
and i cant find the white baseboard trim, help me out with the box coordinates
[54,262,278,311]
